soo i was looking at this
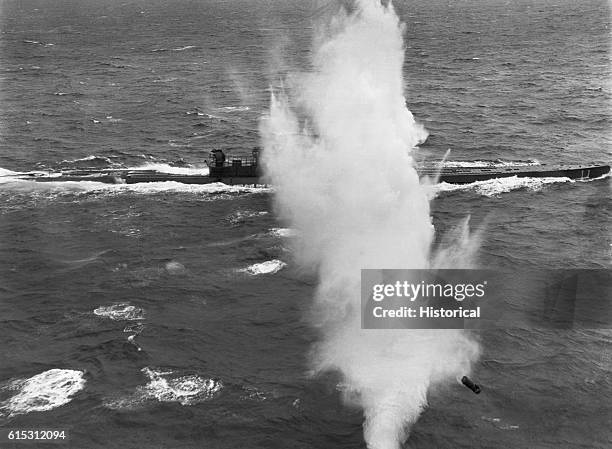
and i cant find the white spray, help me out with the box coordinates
[260,1,480,448]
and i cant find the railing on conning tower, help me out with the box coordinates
[209,148,261,178]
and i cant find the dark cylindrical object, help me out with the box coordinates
[461,376,481,394]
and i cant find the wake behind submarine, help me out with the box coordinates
[6,148,611,186]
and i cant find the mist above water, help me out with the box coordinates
[260,1,479,447]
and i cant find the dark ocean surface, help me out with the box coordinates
[0,0,610,448]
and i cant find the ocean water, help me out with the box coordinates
[0,0,610,448]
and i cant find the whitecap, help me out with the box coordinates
[60,155,112,165]
[165,260,187,275]
[186,111,221,119]
[0,369,85,417]
[94,303,145,321]
[228,209,268,225]
[268,227,296,238]
[218,106,250,112]
[239,259,286,275]
[172,45,197,51]
[135,163,209,176]
[168,141,189,148]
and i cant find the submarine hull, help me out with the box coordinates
[420,164,611,184]
[11,164,611,186]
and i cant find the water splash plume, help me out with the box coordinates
[260,1,480,447]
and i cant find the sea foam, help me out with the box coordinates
[239,260,286,275]
[104,367,222,409]
[268,227,296,238]
[0,369,85,417]
[94,303,145,321]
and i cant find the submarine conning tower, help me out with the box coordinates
[209,148,261,180]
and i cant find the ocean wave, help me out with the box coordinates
[23,39,54,47]
[59,155,114,166]
[481,416,520,430]
[240,385,267,401]
[94,303,145,321]
[239,259,286,275]
[218,106,250,112]
[0,177,270,196]
[53,91,83,97]
[137,163,209,176]
[168,140,189,147]
[152,45,198,52]
[268,227,296,238]
[437,159,541,168]
[186,110,222,119]
[172,45,197,51]
[227,209,268,225]
[152,77,178,83]
[452,57,480,62]
[0,369,85,417]
[165,260,187,275]
[104,367,222,409]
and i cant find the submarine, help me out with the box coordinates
[7,148,611,186]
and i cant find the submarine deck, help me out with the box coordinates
[9,163,611,185]
[417,163,610,184]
